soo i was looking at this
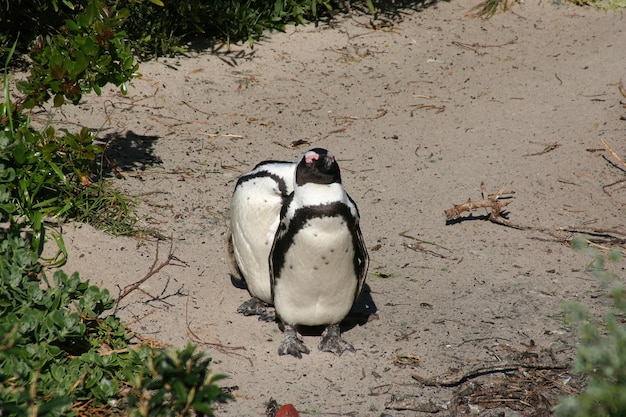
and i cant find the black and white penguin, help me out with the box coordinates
[269,148,369,358]
[227,159,296,321]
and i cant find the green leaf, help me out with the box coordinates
[172,379,188,404]
[48,161,69,187]
[53,93,65,107]
[97,377,119,398]
[65,19,79,31]
[37,396,73,415]
[50,64,66,80]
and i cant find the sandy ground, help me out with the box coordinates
[40,0,626,415]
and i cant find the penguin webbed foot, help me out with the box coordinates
[278,325,310,359]
[237,298,273,320]
[319,323,355,356]
[258,308,276,322]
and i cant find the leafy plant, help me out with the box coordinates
[554,238,625,417]
[2,1,377,61]
[0,103,136,257]
[16,1,138,108]
[467,0,518,18]
[0,234,229,417]
[126,344,229,417]
[1,4,139,259]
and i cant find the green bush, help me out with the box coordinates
[15,1,138,108]
[1,0,139,258]
[0,233,229,417]
[1,0,376,61]
[554,238,625,417]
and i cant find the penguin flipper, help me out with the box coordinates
[354,222,370,301]
[225,228,244,282]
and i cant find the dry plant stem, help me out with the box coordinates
[184,293,252,364]
[114,239,182,314]
[412,362,568,387]
[523,142,561,157]
[445,181,515,227]
[452,37,517,53]
[601,138,626,173]
[445,182,626,248]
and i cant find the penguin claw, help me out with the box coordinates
[258,309,276,322]
[319,324,355,356]
[278,337,310,359]
[237,298,271,317]
[278,326,310,358]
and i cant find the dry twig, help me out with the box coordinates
[114,239,186,313]
[444,181,517,228]
[184,293,252,364]
[445,182,626,250]
[601,138,626,173]
[523,142,561,157]
[412,362,568,387]
[452,37,517,53]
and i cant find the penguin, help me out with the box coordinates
[269,148,369,358]
[227,159,296,321]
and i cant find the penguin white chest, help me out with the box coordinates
[273,216,358,326]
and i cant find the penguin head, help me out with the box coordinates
[295,148,341,186]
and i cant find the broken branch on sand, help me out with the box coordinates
[114,238,187,313]
[445,182,626,250]
[412,362,568,387]
[444,181,517,228]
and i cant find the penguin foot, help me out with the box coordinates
[237,298,271,318]
[319,323,355,356]
[258,309,276,322]
[278,326,310,359]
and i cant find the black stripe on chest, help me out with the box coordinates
[272,201,360,279]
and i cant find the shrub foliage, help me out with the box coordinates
[555,239,626,417]
[0,233,230,416]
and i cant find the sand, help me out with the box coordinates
[42,0,625,415]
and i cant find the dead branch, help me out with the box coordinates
[399,230,457,259]
[114,239,186,314]
[550,225,626,248]
[445,181,517,228]
[412,362,568,387]
[445,182,626,249]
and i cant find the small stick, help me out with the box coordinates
[114,239,184,314]
[601,138,626,172]
[523,142,561,157]
[619,81,626,99]
[444,197,512,221]
[446,183,625,248]
[412,362,568,387]
[452,37,517,50]
[184,294,252,365]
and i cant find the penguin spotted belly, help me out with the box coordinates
[273,215,358,327]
